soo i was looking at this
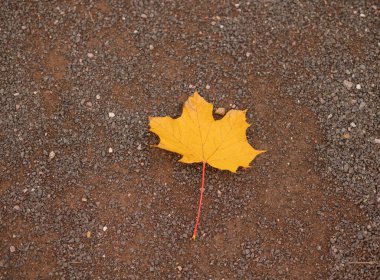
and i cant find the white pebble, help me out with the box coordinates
[141,13,147,19]
[108,147,113,153]
[205,84,210,90]
[108,112,115,118]
[149,45,154,50]
[87,53,94,58]
[103,226,108,231]
[81,197,87,202]
[49,151,55,159]
[356,84,361,89]
[374,139,380,144]
[10,246,16,253]
[96,94,100,100]
[343,80,353,89]
[137,144,142,150]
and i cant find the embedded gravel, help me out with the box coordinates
[0,1,379,279]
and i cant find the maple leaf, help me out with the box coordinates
[149,92,265,239]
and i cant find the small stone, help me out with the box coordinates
[205,84,210,90]
[108,147,113,153]
[360,13,366,18]
[359,101,366,110]
[13,205,20,210]
[86,231,91,238]
[177,266,182,271]
[87,53,94,58]
[343,80,353,89]
[21,25,27,30]
[49,151,55,159]
[350,122,356,128]
[108,112,115,118]
[10,246,16,253]
[149,267,155,272]
[149,45,154,50]
[374,139,380,144]
[141,14,147,19]
[81,197,87,202]
[342,133,350,139]
[217,190,222,197]
[86,101,92,107]
[356,84,361,89]
[137,144,142,150]
[103,226,108,231]
[96,94,100,100]
[215,107,226,116]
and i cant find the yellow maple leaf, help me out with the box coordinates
[149,92,264,172]
[149,92,265,240]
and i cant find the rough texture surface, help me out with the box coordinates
[0,1,379,279]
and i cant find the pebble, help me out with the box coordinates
[359,101,366,110]
[103,226,108,231]
[86,231,91,238]
[87,53,94,58]
[10,246,16,253]
[177,266,182,271]
[215,107,226,116]
[81,197,87,202]
[108,112,115,118]
[108,147,113,153]
[13,205,20,210]
[374,139,380,144]
[49,151,55,159]
[137,144,142,150]
[141,14,147,19]
[205,84,210,89]
[343,80,353,89]
[96,94,100,100]
[356,84,361,89]
[342,133,350,139]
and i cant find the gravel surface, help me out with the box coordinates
[0,1,379,279]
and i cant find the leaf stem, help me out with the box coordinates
[192,161,206,240]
